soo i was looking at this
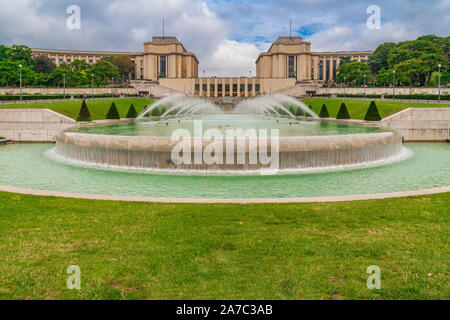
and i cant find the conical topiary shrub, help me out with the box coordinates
[319,104,329,118]
[126,104,138,118]
[106,102,120,119]
[76,100,91,122]
[364,101,382,121]
[336,102,351,119]
[151,107,161,117]
[296,107,304,117]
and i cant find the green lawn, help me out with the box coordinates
[302,98,449,120]
[0,98,152,120]
[0,191,448,300]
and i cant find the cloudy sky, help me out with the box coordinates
[0,0,448,76]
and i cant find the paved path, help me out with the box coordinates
[311,96,450,104]
[0,185,448,204]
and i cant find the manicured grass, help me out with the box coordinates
[0,98,152,120]
[0,191,448,300]
[302,98,449,120]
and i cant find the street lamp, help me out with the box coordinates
[91,74,94,99]
[112,77,114,98]
[203,70,206,78]
[363,74,366,99]
[249,71,252,78]
[438,64,442,103]
[343,77,346,97]
[392,70,396,100]
[19,64,22,101]
[63,72,66,100]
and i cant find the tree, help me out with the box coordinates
[364,101,381,121]
[295,107,304,117]
[112,56,134,82]
[368,42,396,74]
[71,59,91,72]
[126,104,138,118]
[7,45,34,66]
[77,100,92,122]
[34,55,56,74]
[92,59,119,87]
[151,108,161,117]
[106,102,120,119]
[319,104,329,118]
[336,103,350,119]
[336,61,371,85]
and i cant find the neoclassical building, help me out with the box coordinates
[32,36,372,97]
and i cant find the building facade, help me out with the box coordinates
[32,36,372,97]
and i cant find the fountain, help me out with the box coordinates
[54,94,405,173]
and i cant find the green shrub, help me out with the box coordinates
[319,104,329,118]
[336,103,351,119]
[126,104,138,118]
[76,100,92,122]
[151,108,161,117]
[296,107,304,117]
[106,102,120,119]
[364,101,382,121]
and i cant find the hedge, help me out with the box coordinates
[106,102,120,119]
[0,93,138,101]
[336,103,351,119]
[319,104,329,118]
[76,101,92,122]
[126,104,138,118]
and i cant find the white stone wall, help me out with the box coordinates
[318,87,447,95]
[382,108,450,141]
[0,109,77,142]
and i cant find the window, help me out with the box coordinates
[59,58,63,64]
[159,56,167,78]
[210,84,215,92]
[89,59,93,65]
[225,84,230,93]
[51,58,56,63]
[202,84,207,92]
[326,60,330,81]
[240,84,245,92]
[195,84,200,92]
[288,56,296,78]
[255,84,260,92]
[248,84,252,92]
[218,84,223,92]
[232,84,237,92]
[67,59,71,65]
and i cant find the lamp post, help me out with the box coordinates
[249,71,252,78]
[63,72,66,100]
[91,74,94,99]
[203,70,205,78]
[363,74,366,99]
[343,77,346,98]
[111,77,114,98]
[19,64,22,101]
[392,70,395,100]
[438,64,441,104]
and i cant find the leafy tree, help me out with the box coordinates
[336,61,371,85]
[7,45,34,66]
[336,103,350,119]
[126,104,138,118]
[34,55,56,74]
[106,102,120,119]
[92,59,119,87]
[364,101,381,121]
[319,104,329,118]
[368,42,396,74]
[112,56,134,82]
[77,100,92,122]
[71,59,91,72]
[339,56,352,66]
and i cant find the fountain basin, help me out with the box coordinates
[55,122,404,172]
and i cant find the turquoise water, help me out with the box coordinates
[70,115,387,137]
[0,143,448,198]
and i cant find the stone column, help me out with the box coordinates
[206,78,210,97]
[252,78,256,97]
[244,78,249,97]
[222,78,225,97]
[214,78,218,97]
